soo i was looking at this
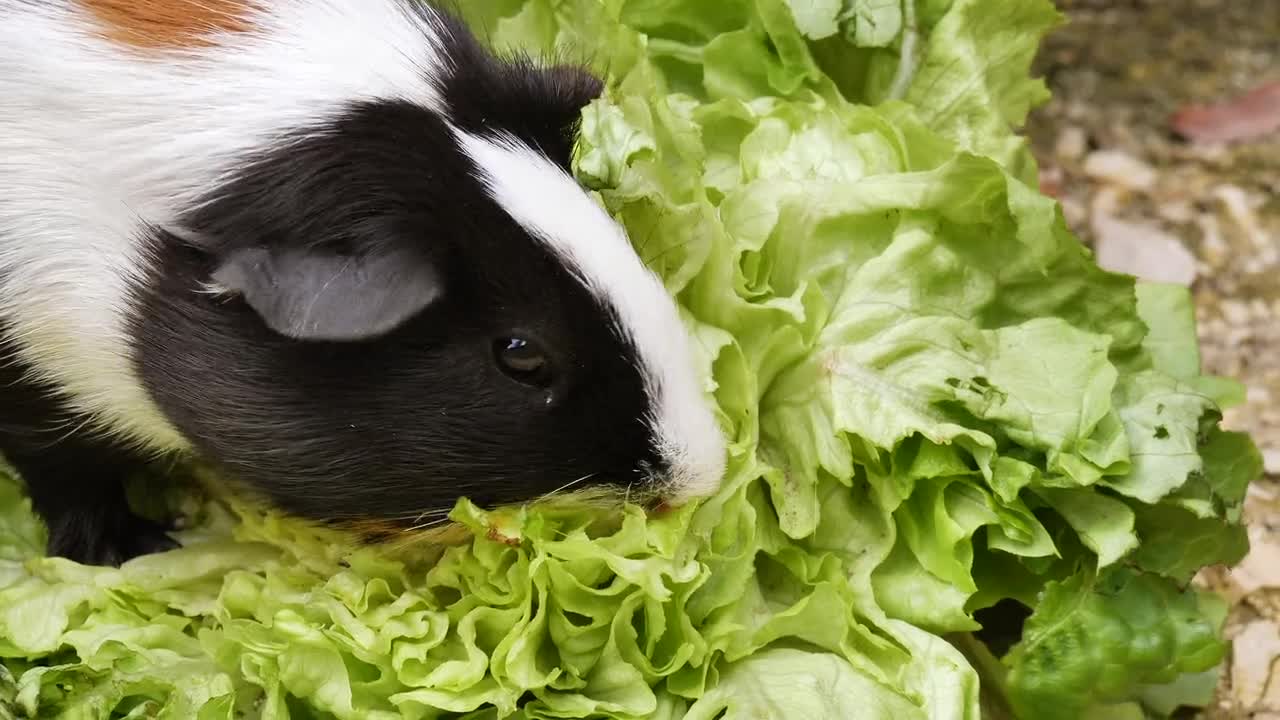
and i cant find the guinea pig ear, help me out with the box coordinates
[210,244,444,342]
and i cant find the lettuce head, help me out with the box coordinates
[0,0,1261,718]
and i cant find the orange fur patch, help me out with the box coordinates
[80,0,258,49]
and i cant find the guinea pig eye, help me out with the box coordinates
[494,337,552,387]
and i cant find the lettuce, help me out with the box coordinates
[0,0,1260,718]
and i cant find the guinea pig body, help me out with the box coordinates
[0,0,726,565]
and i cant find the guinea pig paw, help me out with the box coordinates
[46,511,181,567]
[165,514,191,531]
[119,516,182,559]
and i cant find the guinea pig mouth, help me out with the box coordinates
[628,464,692,512]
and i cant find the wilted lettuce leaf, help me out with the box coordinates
[0,0,1258,718]
[1004,567,1231,720]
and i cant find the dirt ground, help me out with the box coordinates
[1023,0,1279,715]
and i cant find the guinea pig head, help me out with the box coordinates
[130,48,726,524]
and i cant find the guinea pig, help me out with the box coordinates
[0,0,727,566]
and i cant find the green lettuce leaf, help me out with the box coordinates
[680,648,929,719]
[1004,567,1230,720]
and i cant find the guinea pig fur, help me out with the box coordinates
[0,0,726,565]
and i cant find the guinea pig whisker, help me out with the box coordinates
[38,414,98,452]
[378,515,461,554]
[541,472,597,499]
[396,507,456,525]
[403,515,455,534]
[381,512,463,545]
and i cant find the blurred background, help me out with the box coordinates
[1023,1,1278,715]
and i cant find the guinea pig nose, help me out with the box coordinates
[652,421,728,505]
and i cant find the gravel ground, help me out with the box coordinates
[1023,0,1279,715]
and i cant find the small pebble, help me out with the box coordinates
[1266,448,1280,476]
[1223,300,1253,326]
[1259,246,1280,267]
[1092,215,1198,285]
[1055,126,1089,161]
[1215,185,1269,248]
[1230,526,1280,593]
[1249,483,1278,502]
[1196,214,1230,266]
[1231,620,1280,709]
[1083,149,1158,191]
[1226,327,1254,346]
[1157,199,1196,223]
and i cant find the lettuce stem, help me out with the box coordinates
[947,632,1018,720]
[888,0,919,99]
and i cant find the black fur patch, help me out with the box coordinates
[127,17,660,524]
[423,5,604,165]
[0,326,178,565]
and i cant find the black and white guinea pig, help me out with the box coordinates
[0,0,727,565]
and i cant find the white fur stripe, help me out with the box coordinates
[453,129,726,500]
